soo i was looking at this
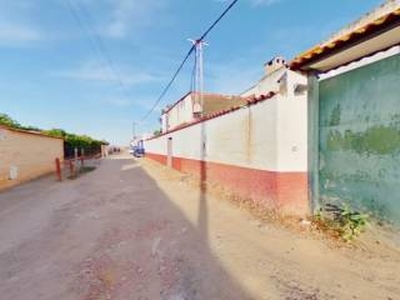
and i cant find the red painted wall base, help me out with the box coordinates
[146,153,309,216]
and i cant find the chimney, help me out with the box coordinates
[264,56,287,75]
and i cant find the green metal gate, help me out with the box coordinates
[318,54,400,225]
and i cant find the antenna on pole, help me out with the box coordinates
[189,39,208,118]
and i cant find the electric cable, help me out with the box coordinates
[140,0,239,122]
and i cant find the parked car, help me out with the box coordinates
[133,146,145,158]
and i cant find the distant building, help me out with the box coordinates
[161,92,247,133]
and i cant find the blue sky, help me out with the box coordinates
[0,0,382,145]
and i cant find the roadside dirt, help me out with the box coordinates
[140,157,400,300]
[0,153,399,300]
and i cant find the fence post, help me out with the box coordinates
[55,158,62,181]
[74,148,78,162]
[69,160,75,177]
[81,148,85,167]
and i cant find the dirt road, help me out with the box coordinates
[0,154,399,300]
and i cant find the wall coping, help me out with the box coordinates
[147,91,277,141]
[0,125,64,141]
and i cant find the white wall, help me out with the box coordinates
[164,94,194,131]
[146,88,307,173]
[276,71,308,172]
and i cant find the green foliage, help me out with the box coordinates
[0,114,41,132]
[1,113,106,157]
[153,129,162,137]
[338,205,369,241]
[61,133,104,157]
[0,113,21,128]
[44,128,67,138]
[317,203,369,241]
[41,129,104,157]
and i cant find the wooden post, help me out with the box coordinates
[55,158,62,181]
[69,160,75,177]
[74,148,79,175]
[81,148,85,166]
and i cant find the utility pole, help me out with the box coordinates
[189,39,208,117]
[132,121,136,140]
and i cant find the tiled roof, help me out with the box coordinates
[290,8,400,71]
[147,91,277,141]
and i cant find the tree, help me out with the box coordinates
[1,113,108,158]
[44,129,67,138]
[0,114,20,128]
[0,114,40,131]
[153,129,162,137]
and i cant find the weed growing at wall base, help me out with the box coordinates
[314,203,369,242]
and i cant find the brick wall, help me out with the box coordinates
[0,126,64,190]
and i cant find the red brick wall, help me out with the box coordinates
[146,153,168,165]
[146,153,308,215]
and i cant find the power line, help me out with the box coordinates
[198,0,239,42]
[139,46,195,122]
[75,1,133,99]
[64,0,132,103]
[140,0,240,122]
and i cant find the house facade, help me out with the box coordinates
[0,125,64,190]
[161,92,247,133]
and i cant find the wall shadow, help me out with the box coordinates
[197,121,209,246]
[117,158,252,299]
[0,157,253,300]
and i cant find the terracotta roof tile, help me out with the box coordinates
[290,8,400,70]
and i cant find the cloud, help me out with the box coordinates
[102,0,167,38]
[61,0,168,39]
[0,22,43,46]
[0,2,44,47]
[53,61,163,86]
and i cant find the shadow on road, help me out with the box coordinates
[116,158,251,299]
[197,121,209,247]
[0,157,253,299]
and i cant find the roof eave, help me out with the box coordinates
[290,10,400,73]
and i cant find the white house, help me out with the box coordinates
[161,92,247,133]
[241,56,307,99]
